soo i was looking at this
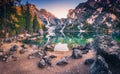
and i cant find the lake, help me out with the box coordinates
[23,31,120,48]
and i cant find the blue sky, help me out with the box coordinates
[21,0,87,18]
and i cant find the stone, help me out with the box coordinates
[85,43,92,50]
[38,59,46,68]
[79,45,86,50]
[44,45,54,51]
[56,57,68,66]
[4,38,12,43]
[3,54,18,62]
[11,55,18,61]
[43,56,52,66]
[71,49,82,59]
[28,54,36,59]
[21,44,28,49]
[39,50,47,57]
[31,45,38,50]
[19,49,26,54]
[84,58,94,66]
[28,53,40,59]
[3,56,10,62]
[38,56,52,68]
[90,55,112,74]
[49,55,57,59]
[54,43,69,51]
[82,50,89,54]
[72,45,85,50]
[28,50,46,59]
[0,52,3,56]
[10,45,19,52]
[0,49,5,56]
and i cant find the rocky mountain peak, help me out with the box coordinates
[39,9,61,25]
[40,9,56,18]
[66,0,120,34]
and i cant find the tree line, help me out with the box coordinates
[0,0,42,38]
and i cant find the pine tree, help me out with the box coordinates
[33,14,39,33]
[25,1,32,33]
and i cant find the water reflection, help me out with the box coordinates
[23,29,120,47]
[42,31,98,47]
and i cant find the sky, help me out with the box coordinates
[21,0,87,18]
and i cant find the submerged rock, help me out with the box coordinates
[90,56,112,74]
[54,43,69,51]
[71,49,82,59]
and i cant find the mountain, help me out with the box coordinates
[65,0,120,34]
[0,0,120,37]
[39,9,61,25]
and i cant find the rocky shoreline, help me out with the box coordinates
[0,35,120,74]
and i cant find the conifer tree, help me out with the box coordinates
[33,14,39,33]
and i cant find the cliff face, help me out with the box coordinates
[65,0,120,34]
[39,9,61,25]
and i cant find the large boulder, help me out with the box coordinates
[54,43,69,51]
[90,55,112,74]
[93,35,120,66]
[71,49,82,59]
